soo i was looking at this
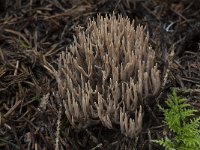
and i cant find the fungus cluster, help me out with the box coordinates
[53,14,160,139]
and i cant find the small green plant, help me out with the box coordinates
[152,90,200,150]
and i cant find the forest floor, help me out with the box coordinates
[0,0,200,149]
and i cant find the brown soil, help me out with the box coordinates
[0,0,200,149]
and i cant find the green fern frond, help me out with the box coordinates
[152,89,200,150]
[152,137,176,150]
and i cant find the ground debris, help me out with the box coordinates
[0,0,200,149]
